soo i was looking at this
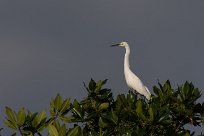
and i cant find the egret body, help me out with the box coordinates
[111,42,151,100]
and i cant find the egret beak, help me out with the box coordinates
[110,43,120,47]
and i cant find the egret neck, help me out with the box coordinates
[124,44,130,70]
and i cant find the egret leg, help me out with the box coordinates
[131,89,148,102]
[130,89,140,100]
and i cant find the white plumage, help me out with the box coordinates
[111,42,151,100]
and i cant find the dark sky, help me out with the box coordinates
[0,1,204,134]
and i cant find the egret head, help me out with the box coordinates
[111,42,128,47]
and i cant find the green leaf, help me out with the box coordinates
[136,100,146,120]
[98,103,109,111]
[127,90,136,103]
[193,88,201,98]
[116,94,129,111]
[111,109,118,124]
[28,112,38,126]
[153,85,163,99]
[37,121,47,132]
[59,124,66,136]
[148,106,154,121]
[17,108,26,126]
[68,126,81,136]
[53,120,60,130]
[163,80,171,91]
[136,100,143,113]
[88,130,99,136]
[59,115,74,123]
[158,113,169,123]
[99,89,112,100]
[89,79,96,92]
[5,107,16,123]
[101,79,108,86]
[36,111,46,125]
[95,79,108,92]
[153,86,160,96]
[48,125,58,136]
[54,94,62,111]
[59,98,71,113]
[71,99,83,119]
[21,130,33,136]
[98,117,107,128]
[50,100,55,116]
[183,81,190,96]
[5,120,17,130]
[87,112,98,120]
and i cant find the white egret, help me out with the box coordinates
[111,42,151,100]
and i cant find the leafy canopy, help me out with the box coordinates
[3,79,204,136]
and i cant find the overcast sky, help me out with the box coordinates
[0,1,204,134]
